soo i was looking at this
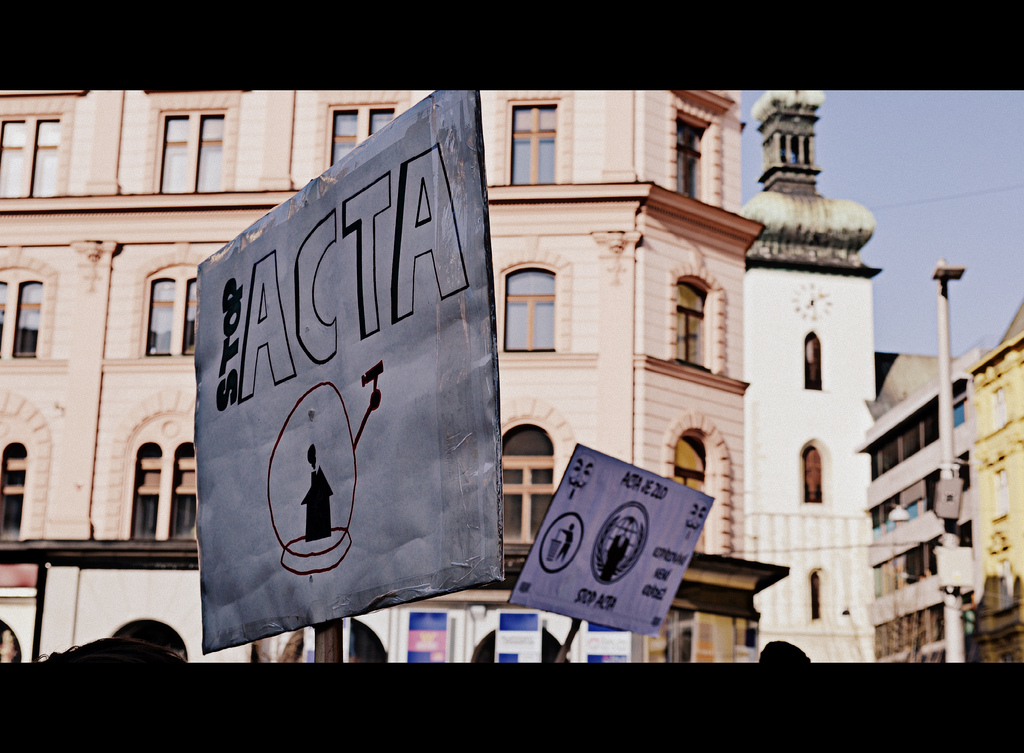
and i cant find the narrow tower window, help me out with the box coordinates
[805,332,822,390]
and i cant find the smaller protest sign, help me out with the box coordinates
[509,444,713,638]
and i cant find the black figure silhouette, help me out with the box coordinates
[301,444,334,542]
[601,534,629,581]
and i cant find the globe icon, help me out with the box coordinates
[591,503,648,584]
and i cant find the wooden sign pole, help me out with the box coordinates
[314,619,344,663]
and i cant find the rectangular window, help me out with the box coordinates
[0,122,26,198]
[171,445,197,539]
[1,444,26,541]
[196,116,224,193]
[161,117,190,193]
[504,270,555,351]
[31,120,60,197]
[994,388,1008,430]
[953,398,966,427]
[133,446,162,540]
[331,107,395,166]
[676,121,704,198]
[370,108,394,135]
[0,117,62,197]
[511,105,556,185]
[332,110,358,164]
[998,469,1010,517]
[161,114,224,194]
[0,282,6,352]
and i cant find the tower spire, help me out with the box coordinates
[742,90,877,272]
[754,90,826,195]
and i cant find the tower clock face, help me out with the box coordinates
[793,283,832,321]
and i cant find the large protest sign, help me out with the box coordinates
[510,445,712,638]
[194,91,502,653]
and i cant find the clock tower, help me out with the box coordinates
[741,91,879,662]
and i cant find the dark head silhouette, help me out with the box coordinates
[759,640,810,663]
[308,444,316,468]
[39,637,187,663]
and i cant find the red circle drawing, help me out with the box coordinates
[267,382,357,575]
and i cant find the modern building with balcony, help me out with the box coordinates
[859,348,983,661]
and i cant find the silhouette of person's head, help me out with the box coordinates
[39,637,187,663]
[759,640,810,663]
[308,444,317,468]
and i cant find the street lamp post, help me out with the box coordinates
[933,258,966,663]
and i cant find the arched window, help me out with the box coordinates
[504,270,555,351]
[810,570,822,620]
[1,443,27,540]
[145,271,198,357]
[171,444,196,539]
[132,443,162,539]
[502,425,554,542]
[805,333,822,390]
[677,283,705,366]
[803,445,822,504]
[0,273,45,358]
[674,436,705,492]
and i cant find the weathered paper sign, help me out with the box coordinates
[194,91,502,653]
[510,445,712,637]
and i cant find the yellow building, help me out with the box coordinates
[970,300,1024,661]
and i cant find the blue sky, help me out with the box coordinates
[740,90,1024,359]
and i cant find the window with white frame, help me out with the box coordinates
[131,441,196,540]
[0,118,60,198]
[0,275,43,358]
[160,113,224,193]
[330,106,395,166]
[145,270,197,356]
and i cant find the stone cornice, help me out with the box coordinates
[498,352,598,369]
[670,90,736,116]
[0,359,68,377]
[635,355,748,395]
[102,357,197,375]
[746,255,882,278]
[487,183,763,249]
[0,191,295,216]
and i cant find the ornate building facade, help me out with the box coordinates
[741,91,878,661]
[0,90,783,663]
[971,301,1024,661]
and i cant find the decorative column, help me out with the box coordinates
[44,241,117,539]
[593,231,641,463]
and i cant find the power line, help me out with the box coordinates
[870,183,1024,211]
